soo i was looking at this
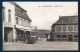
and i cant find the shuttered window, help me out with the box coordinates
[8,9,11,22]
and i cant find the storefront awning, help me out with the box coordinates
[15,25,31,31]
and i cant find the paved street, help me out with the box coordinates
[3,41,78,51]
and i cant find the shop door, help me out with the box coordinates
[4,34,8,42]
[68,35,73,41]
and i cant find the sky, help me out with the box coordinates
[15,2,78,30]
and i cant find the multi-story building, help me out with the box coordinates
[2,2,32,42]
[50,15,78,42]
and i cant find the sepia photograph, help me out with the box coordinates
[2,1,78,51]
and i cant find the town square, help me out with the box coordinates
[2,2,78,51]
[3,41,78,51]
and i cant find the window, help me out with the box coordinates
[25,20,26,27]
[2,7,5,21]
[26,20,28,27]
[74,35,78,38]
[56,27,61,32]
[62,35,66,38]
[74,35,78,42]
[20,19,22,25]
[8,9,11,22]
[63,26,66,31]
[22,19,24,26]
[21,19,25,26]
[68,26,73,31]
[28,21,30,26]
[16,17,18,24]
[57,35,61,38]
[24,20,25,26]
[74,26,78,31]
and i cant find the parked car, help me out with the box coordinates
[27,36,37,44]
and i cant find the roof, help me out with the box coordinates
[53,15,78,25]
[11,2,31,21]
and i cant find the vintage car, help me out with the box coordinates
[27,36,37,44]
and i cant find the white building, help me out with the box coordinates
[50,16,78,42]
[2,2,32,42]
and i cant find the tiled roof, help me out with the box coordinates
[15,3,31,21]
[54,16,78,25]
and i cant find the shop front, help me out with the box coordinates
[52,32,78,42]
[4,28,13,42]
[15,25,31,42]
[3,22,14,42]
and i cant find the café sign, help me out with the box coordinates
[3,22,13,28]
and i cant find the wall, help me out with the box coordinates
[2,2,15,25]
[55,25,78,32]
[15,15,31,27]
[3,2,16,42]
[50,24,78,41]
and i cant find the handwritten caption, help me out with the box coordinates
[38,5,63,7]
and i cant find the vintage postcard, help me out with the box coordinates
[2,1,78,51]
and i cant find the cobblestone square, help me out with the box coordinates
[3,41,78,51]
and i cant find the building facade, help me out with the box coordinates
[2,2,32,42]
[50,16,78,42]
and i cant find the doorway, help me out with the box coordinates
[4,28,13,42]
[4,34,8,42]
[68,35,73,41]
